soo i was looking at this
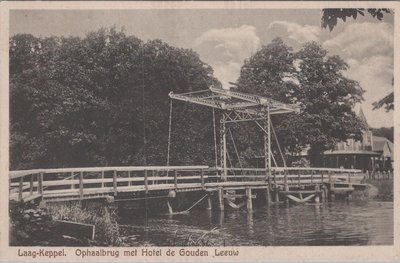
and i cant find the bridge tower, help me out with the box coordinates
[169,86,300,183]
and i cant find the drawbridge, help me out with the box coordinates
[9,86,366,208]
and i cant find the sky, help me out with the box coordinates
[10,9,394,128]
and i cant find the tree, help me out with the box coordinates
[373,78,394,112]
[10,28,221,169]
[321,8,392,31]
[237,38,365,166]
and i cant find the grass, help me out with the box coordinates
[48,201,122,246]
[365,179,393,201]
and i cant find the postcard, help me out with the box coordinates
[0,1,399,261]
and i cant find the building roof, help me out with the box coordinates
[372,136,393,152]
[358,108,370,130]
[323,150,380,156]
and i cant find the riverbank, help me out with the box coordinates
[9,201,122,246]
[365,179,393,201]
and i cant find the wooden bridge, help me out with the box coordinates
[9,166,366,207]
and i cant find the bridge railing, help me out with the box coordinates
[9,166,364,202]
[9,166,212,202]
[220,167,364,185]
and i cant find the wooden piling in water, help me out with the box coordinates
[274,189,279,202]
[246,188,253,211]
[265,187,271,205]
[218,188,224,211]
[206,194,212,210]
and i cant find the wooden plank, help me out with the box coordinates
[53,220,95,240]
[10,166,363,181]
[224,167,362,173]
[225,199,239,209]
[282,190,320,194]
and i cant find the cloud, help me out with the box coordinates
[323,22,393,60]
[269,21,320,43]
[322,22,394,127]
[344,55,393,127]
[194,25,261,88]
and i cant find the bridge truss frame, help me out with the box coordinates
[169,86,301,183]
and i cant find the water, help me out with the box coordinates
[118,201,393,246]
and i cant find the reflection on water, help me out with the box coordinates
[118,201,393,246]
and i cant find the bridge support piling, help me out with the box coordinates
[322,185,327,202]
[218,188,224,211]
[274,188,279,202]
[314,185,320,203]
[206,194,212,210]
[265,187,271,205]
[246,188,253,211]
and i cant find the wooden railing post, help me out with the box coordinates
[79,171,83,200]
[18,176,23,201]
[284,169,288,191]
[297,170,301,187]
[128,171,131,186]
[71,172,75,189]
[38,172,43,195]
[144,170,148,193]
[201,169,205,189]
[30,174,34,195]
[113,170,117,195]
[321,171,324,183]
[174,170,178,190]
[328,171,332,183]
[348,172,351,183]
[311,170,314,184]
[101,171,105,188]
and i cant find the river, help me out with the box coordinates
[118,201,393,246]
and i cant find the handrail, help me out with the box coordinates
[9,165,209,179]
[218,167,363,173]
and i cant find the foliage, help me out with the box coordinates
[321,8,392,31]
[372,92,394,112]
[9,201,61,246]
[290,158,310,168]
[10,28,221,169]
[237,38,365,165]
